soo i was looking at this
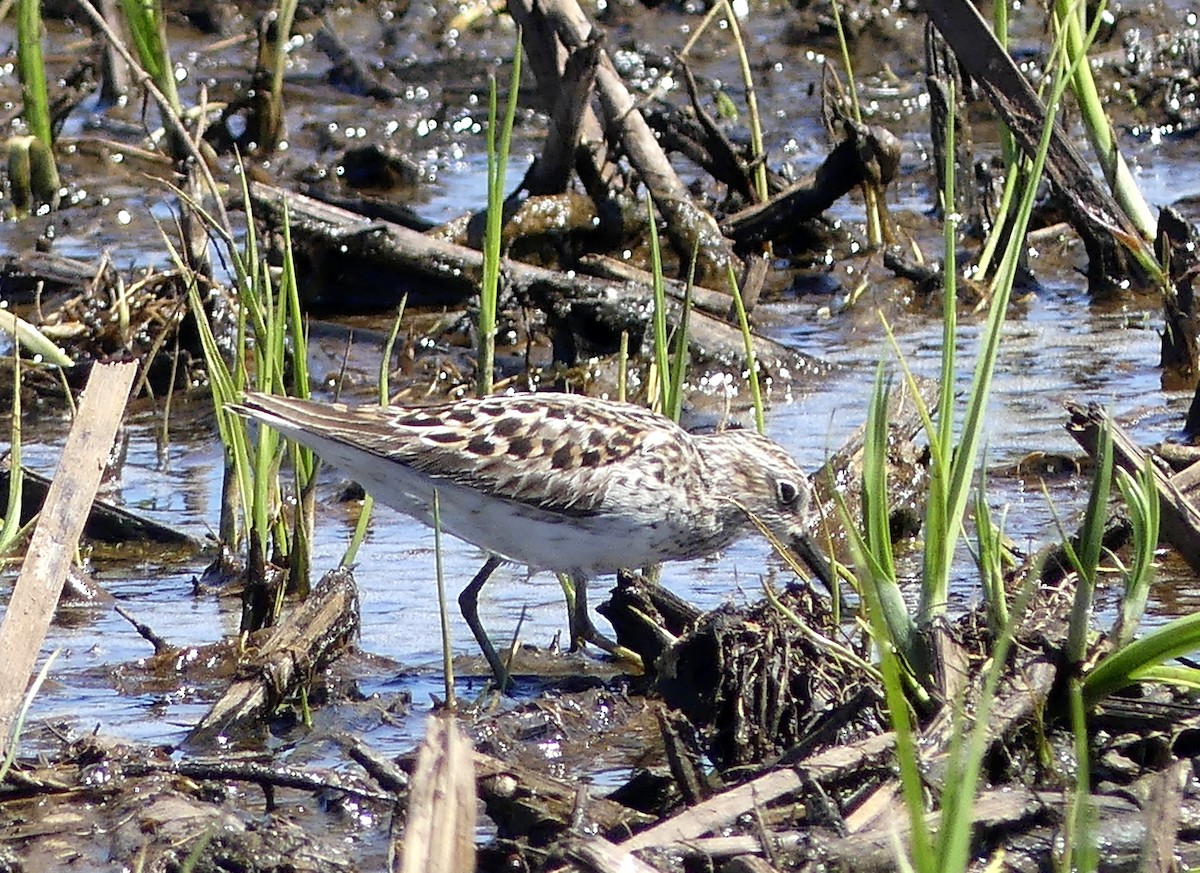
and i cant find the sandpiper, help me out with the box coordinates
[230,391,815,687]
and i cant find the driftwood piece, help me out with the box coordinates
[0,360,137,755]
[512,0,740,282]
[566,838,661,873]
[814,786,1044,871]
[474,751,655,844]
[1159,207,1200,383]
[1139,760,1190,873]
[340,733,410,794]
[507,0,622,201]
[522,31,602,197]
[187,567,360,742]
[399,716,476,873]
[0,251,100,301]
[723,121,901,247]
[918,1,1155,293]
[620,731,895,852]
[576,254,750,320]
[1065,401,1200,573]
[246,182,816,373]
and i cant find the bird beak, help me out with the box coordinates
[789,531,835,596]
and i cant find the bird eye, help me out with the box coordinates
[777,479,801,505]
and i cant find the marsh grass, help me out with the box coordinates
[1063,422,1113,667]
[13,0,60,211]
[254,0,299,154]
[862,6,1095,688]
[1054,0,1154,240]
[837,8,1123,867]
[0,356,27,560]
[646,196,694,423]
[829,0,884,247]
[0,649,58,782]
[169,174,315,627]
[726,265,764,434]
[118,0,188,157]
[478,32,522,399]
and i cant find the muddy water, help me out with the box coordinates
[0,0,1195,793]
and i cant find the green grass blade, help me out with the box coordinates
[478,30,522,398]
[1084,610,1200,703]
[726,264,764,434]
[647,189,670,413]
[17,0,53,147]
[0,355,22,557]
[1067,420,1112,666]
[1112,452,1159,646]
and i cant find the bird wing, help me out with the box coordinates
[235,393,691,517]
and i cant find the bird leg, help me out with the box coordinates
[458,555,511,691]
[568,574,620,654]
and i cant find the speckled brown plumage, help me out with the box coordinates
[229,391,814,687]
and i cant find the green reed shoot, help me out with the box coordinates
[617,331,629,403]
[478,31,522,399]
[972,468,1010,636]
[726,265,764,434]
[278,209,315,600]
[171,174,316,624]
[928,574,1032,873]
[880,8,1098,650]
[16,0,51,148]
[847,390,1036,873]
[0,648,59,781]
[118,0,185,148]
[1111,452,1159,646]
[1033,419,1198,704]
[829,0,884,246]
[0,356,24,559]
[668,250,696,423]
[1064,420,1113,668]
[646,195,693,422]
[1061,677,1098,872]
[1054,0,1154,240]
[1083,608,1200,702]
[647,191,670,413]
[849,364,917,669]
[14,0,60,207]
[6,135,60,216]
[838,439,931,866]
[974,0,1020,280]
[720,2,767,203]
[677,1,768,202]
[829,1,861,123]
[259,0,299,154]
[1076,446,1197,703]
[177,827,216,873]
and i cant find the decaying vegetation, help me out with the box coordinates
[4,0,1200,870]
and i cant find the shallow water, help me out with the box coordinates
[0,0,1197,792]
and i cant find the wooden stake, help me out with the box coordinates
[0,360,137,754]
